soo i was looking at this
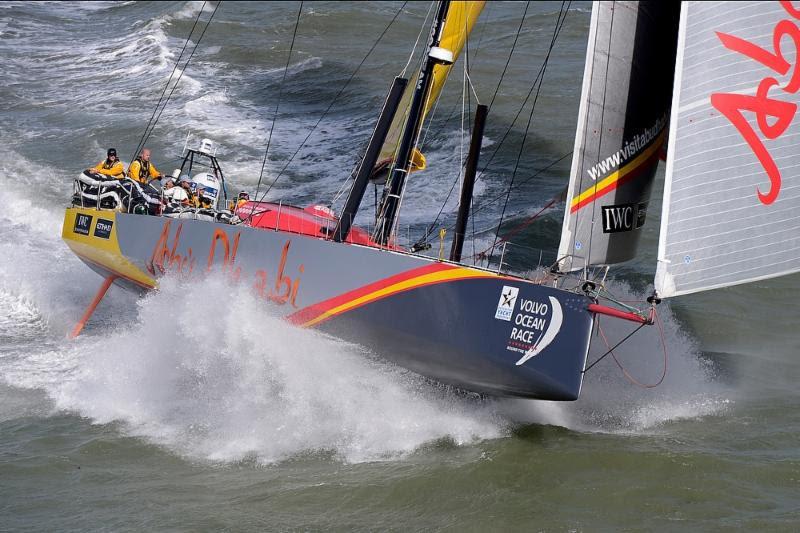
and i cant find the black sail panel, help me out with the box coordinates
[557,1,681,272]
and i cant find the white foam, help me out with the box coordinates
[0,149,68,236]
[38,275,503,463]
[0,248,731,463]
[497,280,731,433]
[0,290,47,340]
[170,1,208,21]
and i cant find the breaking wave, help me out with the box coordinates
[46,276,506,464]
[500,280,731,433]
[0,258,729,465]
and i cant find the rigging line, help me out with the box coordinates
[392,66,437,238]
[583,1,614,270]
[130,1,207,161]
[460,37,468,182]
[465,69,480,104]
[598,312,668,388]
[418,71,446,151]
[583,320,647,373]
[487,0,530,112]
[464,4,556,198]
[139,1,222,154]
[415,149,571,249]
[330,168,354,208]
[249,0,303,220]
[411,9,477,247]
[424,1,488,150]
[463,6,473,165]
[469,0,491,63]
[254,1,409,208]
[488,1,571,260]
[472,152,571,219]
[401,1,435,77]
[470,194,476,261]
[486,196,558,249]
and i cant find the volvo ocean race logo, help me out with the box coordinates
[505,296,564,365]
[494,286,518,321]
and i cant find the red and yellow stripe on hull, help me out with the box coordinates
[570,129,666,213]
[288,262,501,328]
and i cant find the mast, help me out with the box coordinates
[333,77,408,243]
[450,103,487,262]
[373,0,453,245]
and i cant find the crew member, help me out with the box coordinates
[89,148,124,178]
[164,178,190,205]
[236,191,250,209]
[127,148,162,184]
[194,185,213,209]
[179,178,195,206]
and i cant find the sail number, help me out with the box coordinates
[710,1,800,205]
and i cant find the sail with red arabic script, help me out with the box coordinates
[655,1,800,298]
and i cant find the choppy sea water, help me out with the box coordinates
[0,1,797,530]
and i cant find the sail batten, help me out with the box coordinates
[655,1,800,298]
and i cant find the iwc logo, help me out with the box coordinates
[494,286,519,321]
[601,202,648,233]
[74,214,93,236]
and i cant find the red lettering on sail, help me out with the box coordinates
[710,7,800,205]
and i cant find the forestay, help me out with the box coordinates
[557,1,680,272]
[655,1,800,297]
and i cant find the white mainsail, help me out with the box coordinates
[655,1,800,298]
[557,1,680,272]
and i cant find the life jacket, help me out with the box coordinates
[102,159,116,170]
[133,157,151,181]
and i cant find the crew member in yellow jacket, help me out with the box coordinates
[127,148,162,184]
[89,148,124,178]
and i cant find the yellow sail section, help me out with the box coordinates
[372,0,485,182]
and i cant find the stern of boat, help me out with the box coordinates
[62,207,156,292]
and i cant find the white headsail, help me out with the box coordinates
[655,1,800,297]
[557,1,681,272]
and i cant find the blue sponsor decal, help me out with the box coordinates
[94,218,113,239]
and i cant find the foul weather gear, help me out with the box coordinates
[128,157,160,184]
[93,159,124,178]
